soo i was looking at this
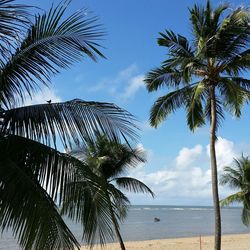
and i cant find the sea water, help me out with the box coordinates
[0,206,249,249]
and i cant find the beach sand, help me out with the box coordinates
[80,233,250,249]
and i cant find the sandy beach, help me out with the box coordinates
[80,233,250,250]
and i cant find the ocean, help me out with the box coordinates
[0,205,249,249]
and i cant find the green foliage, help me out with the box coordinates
[1,100,138,148]
[144,0,250,132]
[0,0,105,109]
[220,156,250,226]
[0,1,138,249]
[145,3,250,248]
[0,134,81,249]
[61,135,154,247]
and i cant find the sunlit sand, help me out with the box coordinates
[80,233,250,250]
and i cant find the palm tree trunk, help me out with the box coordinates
[210,85,221,250]
[105,189,126,250]
[110,209,126,250]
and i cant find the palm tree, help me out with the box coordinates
[220,155,250,226]
[144,1,250,249]
[61,135,154,250]
[0,1,137,249]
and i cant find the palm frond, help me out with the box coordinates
[62,135,153,247]
[0,135,82,249]
[109,146,146,178]
[223,49,250,76]
[108,184,130,221]
[61,178,114,247]
[1,0,105,108]
[149,84,196,127]
[209,7,250,60]
[220,191,244,207]
[186,81,206,130]
[218,78,250,118]
[144,67,182,92]
[75,135,145,179]
[229,77,250,91]
[220,157,250,227]
[0,134,82,201]
[114,177,155,197]
[158,30,194,58]
[242,203,250,226]
[0,0,30,65]
[220,156,250,189]
[220,168,242,189]
[189,3,205,40]
[210,3,229,31]
[189,1,229,50]
[1,100,138,148]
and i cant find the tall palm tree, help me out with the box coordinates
[144,1,250,249]
[61,135,154,250]
[0,1,137,249]
[220,155,250,226]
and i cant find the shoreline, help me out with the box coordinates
[80,233,250,249]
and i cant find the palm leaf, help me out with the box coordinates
[158,30,194,58]
[1,100,138,148]
[114,177,155,197]
[61,178,114,247]
[242,201,250,226]
[220,157,250,189]
[186,81,206,130]
[220,156,250,227]
[223,49,250,75]
[0,0,30,65]
[0,134,82,201]
[189,2,228,50]
[74,135,145,179]
[144,67,182,92]
[149,84,196,127]
[108,184,130,221]
[220,167,242,189]
[0,135,84,249]
[220,191,244,207]
[0,0,105,108]
[211,7,250,60]
[105,145,146,179]
[62,135,153,247]
[218,78,250,118]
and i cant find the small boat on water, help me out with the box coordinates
[154,217,160,222]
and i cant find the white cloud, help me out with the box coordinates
[206,137,236,171]
[176,144,203,168]
[89,63,145,100]
[127,137,249,205]
[23,87,61,106]
[118,63,137,80]
[120,75,144,100]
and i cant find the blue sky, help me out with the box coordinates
[24,0,250,205]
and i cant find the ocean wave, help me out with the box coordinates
[187,208,213,211]
[168,208,185,211]
[130,206,215,211]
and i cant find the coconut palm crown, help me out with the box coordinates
[220,155,250,226]
[61,135,154,250]
[144,1,250,250]
[0,1,138,249]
